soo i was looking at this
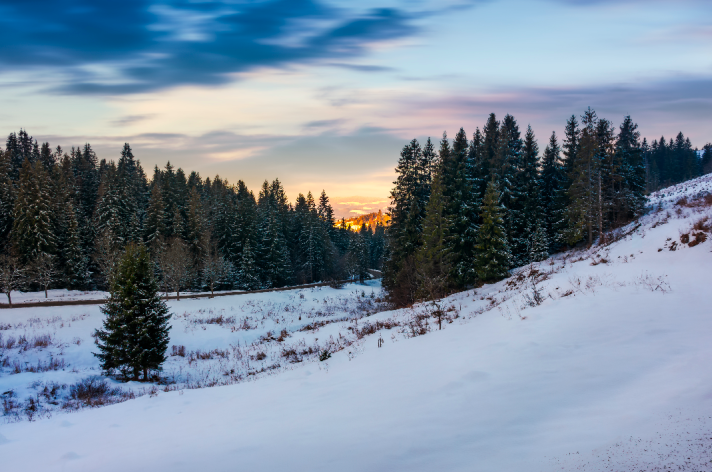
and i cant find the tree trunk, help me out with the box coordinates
[177,289,180,301]
[144,368,148,381]
[45,287,48,299]
[6,291,11,307]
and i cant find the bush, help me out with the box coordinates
[319,349,331,361]
[69,377,124,406]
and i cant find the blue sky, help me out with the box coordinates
[1,0,710,211]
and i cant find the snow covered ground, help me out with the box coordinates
[1,175,712,471]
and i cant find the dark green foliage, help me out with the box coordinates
[702,143,712,175]
[382,109,701,305]
[415,170,450,297]
[474,180,510,282]
[443,128,480,285]
[11,159,55,263]
[94,244,171,381]
[144,185,166,246]
[237,240,261,290]
[0,150,14,250]
[540,132,567,251]
[382,137,433,300]
[529,223,549,263]
[0,120,704,306]
[510,125,542,266]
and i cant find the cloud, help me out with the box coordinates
[111,114,154,127]
[392,75,712,145]
[303,119,346,129]
[0,0,417,95]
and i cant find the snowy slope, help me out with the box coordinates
[1,175,712,471]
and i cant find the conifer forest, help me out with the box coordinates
[0,108,710,304]
[384,109,711,305]
[0,131,384,298]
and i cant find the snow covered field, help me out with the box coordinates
[1,175,712,471]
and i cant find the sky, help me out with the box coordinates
[1,0,711,216]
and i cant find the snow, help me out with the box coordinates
[1,175,712,471]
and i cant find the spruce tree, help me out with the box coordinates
[494,115,523,264]
[444,128,479,286]
[64,202,90,289]
[415,170,449,298]
[566,108,599,246]
[11,159,56,263]
[510,125,542,266]
[94,244,171,381]
[95,163,125,245]
[474,180,510,282]
[144,184,166,246]
[529,223,549,263]
[540,131,567,251]
[237,240,261,290]
[702,143,712,175]
[615,116,646,222]
[0,150,14,250]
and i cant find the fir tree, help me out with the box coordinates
[144,184,166,246]
[494,114,523,263]
[64,202,90,289]
[702,143,712,175]
[0,150,14,250]
[529,223,549,263]
[474,180,510,282]
[415,170,450,298]
[237,240,261,290]
[566,108,599,246]
[444,127,480,286]
[11,159,56,263]
[95,163,125,245]
[510,125,542,266]
[540,131,567,251]
[94,244,171,381]
[614,116,646,222]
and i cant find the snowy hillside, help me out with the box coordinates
[1,175,712,471]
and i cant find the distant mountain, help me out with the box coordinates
[336,210,390,231]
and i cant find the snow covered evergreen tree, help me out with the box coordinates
[94,243,171,381]
[528,223,549,263]
[510,125,542,266]
[237,240,261,290]
[474,180,511,282]
[415,170,450,297]
[540,131,567,251]
[444,128,480,286]
[11,159,56,263]
[0,150,14,251]
[144,184,166,247]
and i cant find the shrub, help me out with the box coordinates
[69,377,127,407]
[319,349,331,361]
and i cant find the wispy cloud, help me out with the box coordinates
[111,114,154,127]
[0,0,418,95]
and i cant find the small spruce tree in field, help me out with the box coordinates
[94,243,171,381]
[474,180,511,282]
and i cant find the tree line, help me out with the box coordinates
[0,131,386,302]
[384,108,711,306]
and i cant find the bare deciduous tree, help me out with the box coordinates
[157,237,190,300]
[0,255,25,306]
[202,240,231,298]
[93,229,121,289]
[30,253,58,298]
